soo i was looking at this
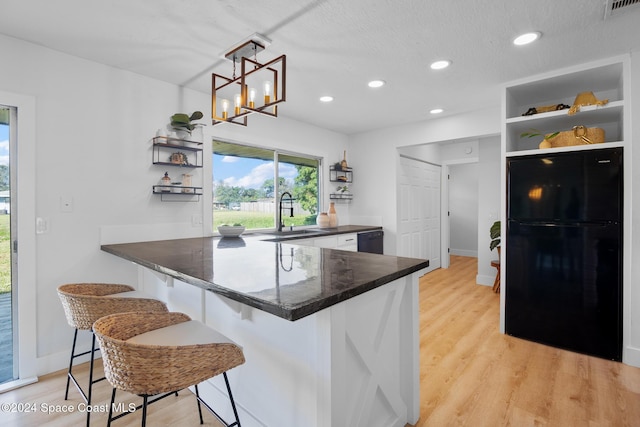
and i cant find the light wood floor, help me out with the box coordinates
[1,256,639,426]
[416,256,640,427]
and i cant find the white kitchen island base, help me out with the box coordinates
[141,268,423,427]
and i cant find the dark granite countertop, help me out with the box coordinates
[254,224,382,242]
[101,232,428,321]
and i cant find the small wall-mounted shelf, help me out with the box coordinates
[152,185,202,202]
[152,137,202,168]
[152,185,203,195]
[329,165,352,183]
[330,193,353,200]
[151,136,203,202]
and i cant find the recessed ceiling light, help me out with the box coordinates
[430,60,451,70]
[513,32,541,46]
[430,108,444,114]
[319,96,334,103]
[368,80,385,88]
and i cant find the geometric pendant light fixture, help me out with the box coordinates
[212,33,286,126]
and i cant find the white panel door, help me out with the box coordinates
[398,156,440,272]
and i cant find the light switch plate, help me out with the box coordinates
[36,217,48,234]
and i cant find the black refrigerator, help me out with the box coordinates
[506,148,622,361]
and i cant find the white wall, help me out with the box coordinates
[349,108,501,256]
[475,136,501,285]
[448,163,478,257]
[0,33,347,374]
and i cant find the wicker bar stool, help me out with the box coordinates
[57,283,168,427]
[93,311,245,427]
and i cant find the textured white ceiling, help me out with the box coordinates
[1,0,639,134]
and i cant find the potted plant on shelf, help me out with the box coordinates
[489,220,501,255]
[520,128,560,150]
[170,111,204,140]
[169,152,189,166]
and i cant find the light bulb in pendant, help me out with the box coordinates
[221,98,229,120]
[249,87,256,108]
[234,94,241,116]
[263,81,271,104]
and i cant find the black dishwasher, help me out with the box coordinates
[357,230,384,254]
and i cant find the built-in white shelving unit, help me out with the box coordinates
[499,55,631,339]
[503,59,626,156]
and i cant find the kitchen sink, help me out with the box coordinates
[260,228,333,240]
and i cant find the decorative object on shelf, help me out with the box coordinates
[316,212,330,228]
[521,103,570,116]
[158,172,172,192]
[181,173,193,193]
[329,164,353,183]
[328,202,338,227]
[340,150,348,169]
[541,126,604,149]
[568,91,609,115]
[330,185,352,200]
[217,224,245,238]
[170,182,183,193]
[169,152,189,165]
[212,33,286,126]
[523,126,605,149]
[520,128,560,143]
[170,111,204,138]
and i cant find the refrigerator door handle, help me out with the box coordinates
[516,221,617,227]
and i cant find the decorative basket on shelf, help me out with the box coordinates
[522,126,605,150]
[539,126,605,149]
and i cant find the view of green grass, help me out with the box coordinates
[213,210,316,230]
[0,215,10,293]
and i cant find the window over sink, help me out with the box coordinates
[212,140,321,232]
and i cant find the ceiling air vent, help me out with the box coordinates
[604,0,640,19]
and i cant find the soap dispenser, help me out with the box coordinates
[160,172,171,192]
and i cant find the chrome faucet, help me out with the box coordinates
[278,192,294,232]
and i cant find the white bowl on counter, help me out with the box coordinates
[217,225,245,238]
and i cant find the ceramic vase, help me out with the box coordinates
[328,202,338,227]
[316,212,330,228]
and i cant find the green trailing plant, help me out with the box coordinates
[170,111,204,134]
[520,129,560,140]
[489,220,501,251]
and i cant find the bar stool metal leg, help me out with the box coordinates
[195,384,204,424]
[64,328,79,400]
[64,328,104,427]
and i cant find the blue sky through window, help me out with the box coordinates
[0,125,8,166]
[212,154,297,189]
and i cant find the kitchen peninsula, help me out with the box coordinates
[101,229,429,427]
